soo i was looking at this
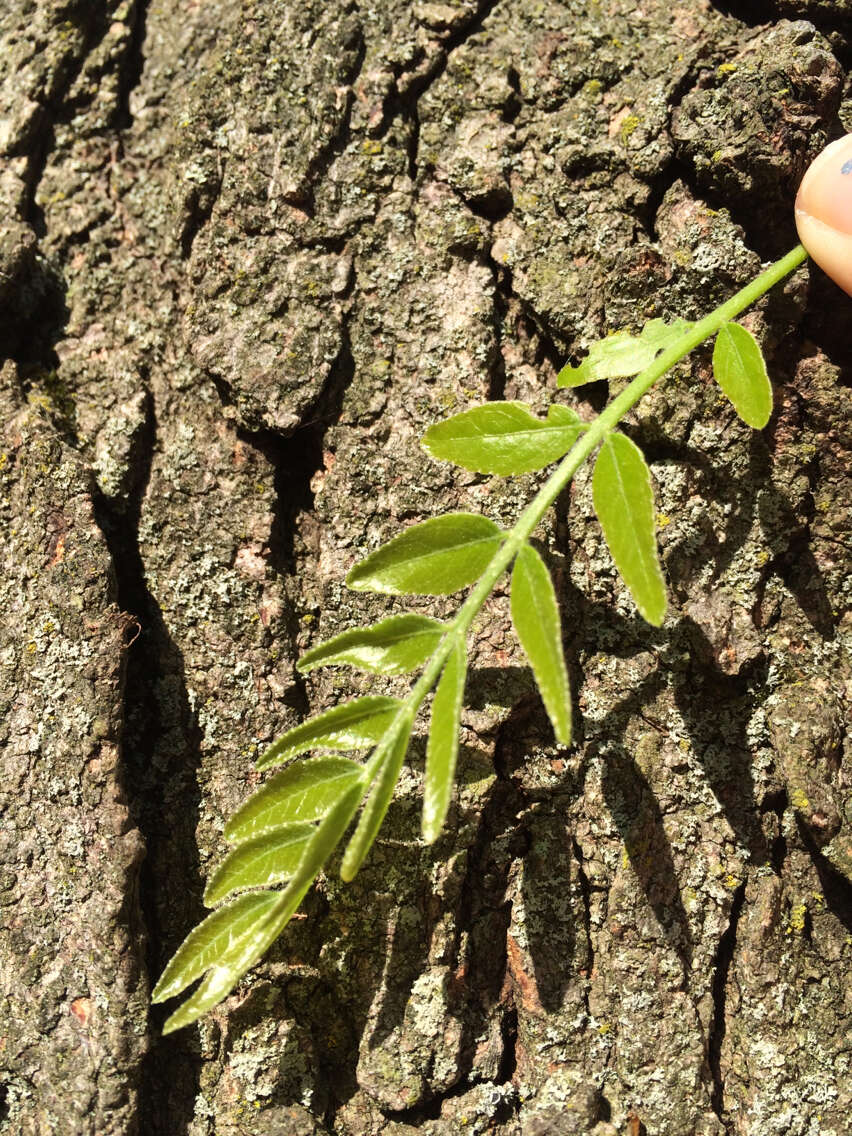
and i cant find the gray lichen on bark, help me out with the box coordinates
[1,1,850,1134]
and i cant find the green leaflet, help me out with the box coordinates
[159,783,365,1033]
[421,401,585,475]
[558,318,694,388]
[160,963,250,1037]
[510,543,572,745]
[340,713,414,881]
[224,756,366,843]
[255,697,401,771]
[152,891,280,1006]
[204,823,315,905]
[346,513,504,596]
[592,432,667,626]
[546,404,583,427]
[712,322,773,429]
[298,614,445,676]
[422,638,467,843]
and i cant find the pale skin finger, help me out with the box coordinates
[795,133,852,298]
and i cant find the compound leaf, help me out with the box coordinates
[298,614,445,676]
[592,432,667,626]
[204,823,315,905]
[510,543,572,745]
[421,401,585,475]
[346,514,503,596]
[712,322,773,429]
[422,638,467,843]
[558,318,693,388]
[340,714,414,881]
[225,756,366,843]
[255,698,401,771]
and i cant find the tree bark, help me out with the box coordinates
[1,2,850,1133]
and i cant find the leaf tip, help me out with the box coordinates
[749,403,772,431]
[554,722,572,747]
[160,1000,206,1034]
[150,981,168,1005]
[421,818,441,845]
[339,857,359,884]
[201,884,219,907]
[641,595,668,628]
[344,567,365,591]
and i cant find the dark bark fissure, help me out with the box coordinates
[178,158,226,261]
[496,1004,519,1087]
[486,261,511,402]
[711,4,852,65]
[238,317,358,569]
[486,274,511,402]
[798,822,852,938]
[10,2,153,360]
[483,256,591,419]
[405,100,420,183]
[5,277,69,386]
[636,62,709,244]
[182,23,367,255]
[19,3,134,234]
[643,155,701,244]
[450,743,527,1088]
[765,791,789,876]
[7,3,210,1127]
[423,0,505,86]
[800,273,852,383]
[653,141,791,267]
[678,164,800,264]
[707,878,746,1128]
[361,0,509,256]
[222,315,359,725]
[571,836,595,1024]
[68,12,214,1129]
[453,179,515,225]
[380,1072,518,1127]
[375,0,504,143]
[360,0,506,216]
[115,0,150,131]
[710,0,780,20]
[287,29,367,218]
[90,394,207,1136]
[4,5,148,365]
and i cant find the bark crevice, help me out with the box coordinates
[708,878,746,1129]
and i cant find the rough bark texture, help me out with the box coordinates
[1,1,850,1133]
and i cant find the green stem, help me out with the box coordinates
[348,243,808,865]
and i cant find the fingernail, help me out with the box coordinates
[795,133,852,297]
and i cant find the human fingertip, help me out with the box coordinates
[795,132,852,297]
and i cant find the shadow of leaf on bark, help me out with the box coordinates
[599,739,695,978]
